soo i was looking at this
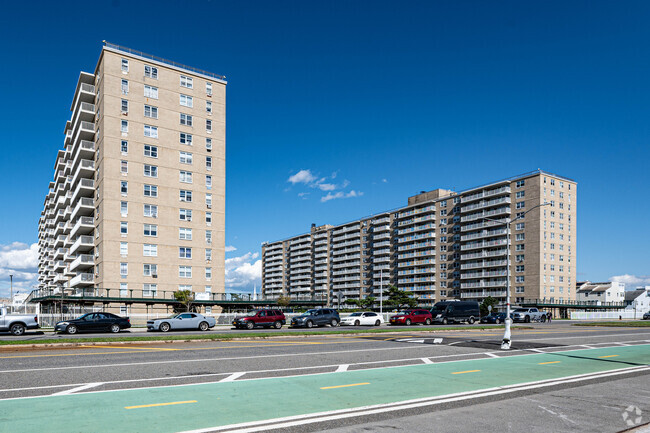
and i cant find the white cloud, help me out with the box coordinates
[610,274,650,288]
[288,169,317,185]
[225,246,237,253]
[298,192,310,199]
[317,183,337,191]
[321,190,364,203]
[0,242,39,298]
[225,252,261,289]
[382,178,388,183]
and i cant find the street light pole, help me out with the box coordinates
[485,202,551,350]
[9,274,13,302]
[380,268,383,317]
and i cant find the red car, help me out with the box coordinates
[232,309,286,329]
[389,309,432,326]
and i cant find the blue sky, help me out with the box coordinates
[1,0,649,297]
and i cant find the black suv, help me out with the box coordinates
[291,308,340,328]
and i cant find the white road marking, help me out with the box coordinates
[433,338,443,344]
[485,353,499,358]
[528,349,544,353]
[51,382,103,396]
[219,372,246,382]
[336,364,349,372]
[421,358,434,364]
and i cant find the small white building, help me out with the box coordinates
[575,281,626,304]
[625,286,650,314]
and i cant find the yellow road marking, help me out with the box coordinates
[539,361,561,365]
[452,370,481,375]
[599,355,619,358]
[125,400,197,409]
[320,382,370,390]
[79,345,180,351]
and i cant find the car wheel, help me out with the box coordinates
[354,320,360,326]
[160,322,171,332]
[442,318,448,325]
[524,316,531,323]
[468,317,475,325]
[306,320,313,328]
[66,324,78,335]
[246,321,254,330]
[330,319,338,327]
[425,318,432,325]
[405,319,412,326]
[496,318,501,324]
[110,324,120,333]
[375,320,381,326]
[199,321,209,331]
[10,323,25,336]
[541,315,547,323]
[274,321,282,329]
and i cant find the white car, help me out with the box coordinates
[147,312,216,332]
[340,312,384,326]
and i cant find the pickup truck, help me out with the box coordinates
[0,307,39,335]
[512,307,548,323]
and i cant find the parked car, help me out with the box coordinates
[430,301,480,325]
[0,306,39,336]
[232,309,286,329]
[480,312,511,324]
[55,312,130,334]
[147,312,216,332]
[340,312,383,326]
[290,309,340,328]
[643,312,650,320]
[389,309,432,326]
[512,308,548,323]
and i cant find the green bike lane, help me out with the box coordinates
[1,344,648,432]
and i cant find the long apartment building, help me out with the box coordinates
[37,42,226,314]
[262,170,576,307]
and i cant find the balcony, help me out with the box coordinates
[70,197,94,220]
[460,249,508,260]
[460,206,511,223]
[69,254,94,272]
[461,239,508,251]
[72,140,96,163]
[373,232,391,240]
[70,216,94,237]
[397,205,435,219]
[331,246,361,256]
[460,228,507,242]
[70,272,95,288]
[398,267,435,276]
[397,223,435,235]
[332,224,359,236]
[397,232,435,244]
[397,249,435,260]
[461,219,508,232]
[398,276,435,284]
[398,258,435,268]
[332,233,360,243]
[373,241,391,248]
[331,253,361,263]
[460,270,507,279]
[397,241,435,252]
[461,280,507,289]
[331,261,360,270]
[460,259,508,270]
[461,186,511,203]
[264,243,284,252]
[70,235,94,254]
[461,290,507,299]
[372,216,390,225]
[71,159,95,186]
[54,248,68,260]
[460,196,511,213]
[374,248,391,256]
[332,240,360,249]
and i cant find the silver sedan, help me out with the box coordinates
[147,313,216,332]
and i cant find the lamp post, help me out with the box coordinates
[9,274,13,302]
[484,202,551,350]
[380,268,384,317]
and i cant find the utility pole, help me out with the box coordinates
[9,274,13,302]
[380,268,384,318]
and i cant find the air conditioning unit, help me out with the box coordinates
[186,217,192,221]
[152,274,158,278]
[207,205,212,209]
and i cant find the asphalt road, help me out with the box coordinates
[1,323,649,432]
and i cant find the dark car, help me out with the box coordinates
[430,301,480,325]
[232,309,286,329]
[291,309,340,328]
[55,312,131,334]
[480,312,510,324]
[389,309,432,326]
[643,312,650,320]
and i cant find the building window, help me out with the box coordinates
[120,262,128,276]
[143,264,157,276]
[178,285,192,292]
[120,242,128,256]
[143,204,158,218]
[179,209,192,221]
[206,119,212,132]
[144,145,158,158]
[206,230,212,244]
[121,99,128,114]
[144,65,158,79]
[179,247,192,259]
[516,191,525,198]
[516,265,525,272]
[120,201,128,216]
[516,180,525,188]
[515,276,525,283]
[206,268,212,280]
[121,58,129,72]
[180,133,193,146]
[180,190,192,202]
[143,283,157,297]
[205,249,212,261]
[179,266,192,278]
[206,101,212,114]
[179,151,193,164]
[180,113,193,126]
[206,138,212,151]
[144,85,158,99]
[516,244,525,251]
[179,171,193,183]
[121,140,128,154]
[144,125,158,138]
[143,184,158,197]
[121,120,128,134]
[143,244,158,257]
[206,82,212,96]
[180,94,193,107]
[144,105,158,119]
[120,180,128,195]
[205,212,212,224]
[206,156,212,170]
[179,228,193,240]
[120,284,128,297]
[120,221,128,234]
[206,193,212,208]
[121,79,129,95]
[180,75,193,88]
[516,222,525,230]
[206,175,212,189]
[143,164,158,178]
[516,201,525,209]
[143,224,157,237]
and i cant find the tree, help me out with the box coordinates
[360,296,376,309]
[174,289,195,312]
[345,299,361,308]
[480,296,499,317]
[384,285,418,309]
[276,295,292,308]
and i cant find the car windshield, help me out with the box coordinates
[396,311,411,315]
[75,314,90,320]
[166,314,181,319]
[513,309,527,313]
[431,305,446,312]
[305,309,318,315]
[349,313,362,317]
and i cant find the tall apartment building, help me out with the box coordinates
[37,42,226,314]
[262,170,576,308]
